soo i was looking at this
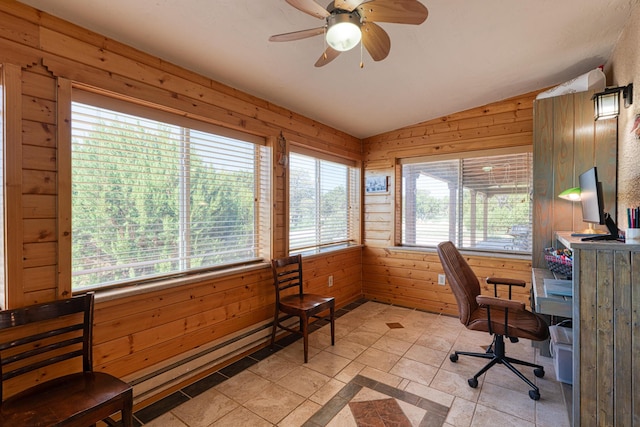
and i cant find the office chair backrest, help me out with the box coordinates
[437,241,481,325]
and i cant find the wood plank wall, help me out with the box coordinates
[0,1,363,389]
[532,91,617,268]
[362,91,539,315]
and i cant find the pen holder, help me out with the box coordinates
[626,228,640,243]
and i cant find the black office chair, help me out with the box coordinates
[437,241,550,400]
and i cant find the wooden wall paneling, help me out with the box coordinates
[363,92,537,315]
[552,94,575,237]
[572,91,596,231]
[632,251,640,426]
[594,118,618,223]
[3,63,24,309]
[578,248,597,426]
[595,250,614,426]
[613,250,632,426]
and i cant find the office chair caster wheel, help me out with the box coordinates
[450,354,458,362]
[529,389,540,401]
[534,368,545,378]
[468,378,478,388]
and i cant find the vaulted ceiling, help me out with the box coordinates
[18,0,640,138]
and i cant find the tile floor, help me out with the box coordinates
[133,300,571,427]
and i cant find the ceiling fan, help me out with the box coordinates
[269,0,429,67]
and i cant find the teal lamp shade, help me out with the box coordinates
[558,187,581,201]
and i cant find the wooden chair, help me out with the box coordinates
[0,293,133,426]
[437,241,549,400]
[270,255,335,363]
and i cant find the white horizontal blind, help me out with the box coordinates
[402,151,532,253]
[71,97,267,290]
[289,152,359,253]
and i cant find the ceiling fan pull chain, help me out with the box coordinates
[360,40,364,68]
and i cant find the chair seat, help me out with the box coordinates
[280,294,334,314]
[0,372,132,426]
[468,306,549,341]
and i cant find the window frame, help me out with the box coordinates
[66,84,271,292]
[288,145,361,256]
[397,147,533,255]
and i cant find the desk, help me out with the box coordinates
[554,232,640,426]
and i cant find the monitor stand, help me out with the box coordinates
[581,213,620,241]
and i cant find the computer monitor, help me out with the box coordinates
[578,167,619,241]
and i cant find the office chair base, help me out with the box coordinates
[449,335,545,401]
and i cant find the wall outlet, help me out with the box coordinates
[328,275,333,287]
[438,274,446,285]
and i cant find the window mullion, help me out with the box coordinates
[179,128,190,271]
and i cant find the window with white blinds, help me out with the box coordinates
[289,151,360,254]
[401,151,532,253]
[71,90,269,291]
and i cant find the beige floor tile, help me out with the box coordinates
[415,331,457,353]
[144,412,189,427]
[397,399,428,426]
[276,340,322,363]
[482,362,537,392]
[326,405,358,427]
[384,325,425,343]
[445,397,476,427]
[404,343,448,368]
[249,354,298,382]
[354,347,401,372]
[306,349,352,376]
[243,382,306,424]
[404,381,455,408]
[278,400,322,427]
[371,335,413,356]
[334,360,365,383]
[309,378,346,405]
[477,382,535,421]
[324,337,368,360]
[342,326,384,347]
[357,319,395,335]
[215,370,271,404]
[389,357,438,386]
[276,365,331,397]
[359,366,403,388]
[211,406,273,427]
[172,388,239,427]
[307,329,334,349]
[430,368,483,402]
[470,403,534,427]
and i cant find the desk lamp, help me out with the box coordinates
[558,187,605,235]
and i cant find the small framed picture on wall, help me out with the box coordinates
[366,176,389,193]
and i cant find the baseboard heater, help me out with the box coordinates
[125,316,298,404]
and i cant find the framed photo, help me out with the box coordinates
[366,176,388,193]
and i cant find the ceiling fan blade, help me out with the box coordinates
[315,47,341,67]
[333,0,369,12]
[269,27,325,42]
[286,0,330,19]
[361,22,390,61]
[357,0,429,25]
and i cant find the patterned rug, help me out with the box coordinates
[302,374,449,426]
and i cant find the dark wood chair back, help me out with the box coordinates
[0,292,133,426]
[270,254,335,363]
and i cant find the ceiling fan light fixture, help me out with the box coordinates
[326,13,361,52]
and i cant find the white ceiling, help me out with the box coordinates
[18,0,640,138]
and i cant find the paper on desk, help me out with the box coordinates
[544,279,573,297]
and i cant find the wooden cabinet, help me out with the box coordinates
[557,233,640,426]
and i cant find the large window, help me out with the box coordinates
[71,90,269,291]
[401,150,532,253]
[289,150,360,254]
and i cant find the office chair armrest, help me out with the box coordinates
[476,295,526,312]
[486,277,526,299]
[486,277,525,287]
